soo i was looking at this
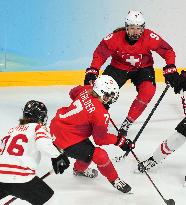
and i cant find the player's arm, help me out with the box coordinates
[91,112,134,151]
[150,32,180,93]
[84,34,114,85]
[90,110,115,145]
[35,125,59,158]
[90,38,113,70]
[93,126,135,152]
[35,125,70,174]
[154,36,176,65]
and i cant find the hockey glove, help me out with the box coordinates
[51,152,70,174]
[179,70,186,92]
[163,64,180,94]
[115,135,135,152]
[84,67,99,85]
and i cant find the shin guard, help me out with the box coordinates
[92,147,118,181]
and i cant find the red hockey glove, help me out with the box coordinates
[115,135,135,152]
[163,64,180,94]
[84,67,99,85]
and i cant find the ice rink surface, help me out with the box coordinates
[0,83,185,205]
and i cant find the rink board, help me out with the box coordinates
[0,68,184,86]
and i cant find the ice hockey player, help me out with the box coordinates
[84,10,178,138]
[0,100,70,205]
[50,75,135,194]
[137,71,186,174]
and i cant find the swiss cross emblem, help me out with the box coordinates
[122,54,142,67]
[126,56,139,66]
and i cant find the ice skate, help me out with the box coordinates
[137,156,158,173]
[73,168,98,178]
[183,176,186,187]
[110,178,132,193]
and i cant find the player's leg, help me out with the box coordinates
[138,117,186,173]
[0,186,9,200]
[65,139,98,178]
[121,67,156,136]
[65,139,131,193]
[91,146,131,193]
[0,177,54,205]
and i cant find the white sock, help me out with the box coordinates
[153,131,186,164]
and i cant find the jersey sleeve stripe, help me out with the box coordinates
[0,170,35,176]
[0,164,35,176]
[0,164,35,171]
[35,136,49,141]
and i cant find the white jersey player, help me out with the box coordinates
[0,100,70,205]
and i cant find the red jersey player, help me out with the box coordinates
[50,75,135,193]
[84,10,180,137]
[0,100,70,205]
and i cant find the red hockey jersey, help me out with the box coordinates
[50,85,117,149]
[91,29,175,71]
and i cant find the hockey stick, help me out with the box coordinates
[3,170,54,205]
[113,84,170,162]
[181,91,186,116]
[110,118,175,205]
[131,150,175,205]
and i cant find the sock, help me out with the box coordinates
[74,160,91,172]
[153,132,186,164]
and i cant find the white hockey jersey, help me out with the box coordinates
[0,123,60,183]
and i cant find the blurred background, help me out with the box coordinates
[0,0,185,72]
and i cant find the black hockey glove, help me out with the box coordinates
[179,70,186,92]
[163,64,180,94]
[115,134,135,152]
[84,67,99,85]
[51,152,70,174]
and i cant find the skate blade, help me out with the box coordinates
[133,168,157,174]
[127,191,134,195]
[133,169,143,174]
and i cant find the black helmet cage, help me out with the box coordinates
[23,100,48,125]
[102,90,119,104]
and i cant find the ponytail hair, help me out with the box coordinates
[113,27,125,33]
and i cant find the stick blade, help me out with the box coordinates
[165,199,175,205]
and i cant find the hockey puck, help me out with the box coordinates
[165,199,175,205]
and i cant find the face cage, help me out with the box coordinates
[102,91,116,104]
[125,24,145,41]
[128,33,142,41]
[111,92,119,103]
[38,112,48,125]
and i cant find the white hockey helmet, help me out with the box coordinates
[125,10,145,27]
[93,75,119,104]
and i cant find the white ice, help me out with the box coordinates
[0,84,185,205]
